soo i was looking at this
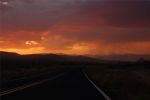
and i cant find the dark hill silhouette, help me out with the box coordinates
[2,51,149,70]
[0,51,101,69]
[94,54,150,61]
[0,51,19,57]
[0,51,100,62]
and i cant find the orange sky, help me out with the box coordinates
[0,0,150,55]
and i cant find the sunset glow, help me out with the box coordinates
[25,41,39,46]
[0,0,150,55]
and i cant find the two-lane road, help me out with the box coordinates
[1,69,111,100]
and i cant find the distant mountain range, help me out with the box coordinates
[0,51,100,65]
[1,51,150,63]
[92,54,150,61]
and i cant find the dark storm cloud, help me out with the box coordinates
[51,27,150,43]
[104,0,150,27]
[0,0,150,45]
[1,0,150,32]
[50,0,150,43]
[75,0,150,27]
[0,0,84,32]
[0,0,13,11]
[99,29,150,43]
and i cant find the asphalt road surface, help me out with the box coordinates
[1,69,111,100]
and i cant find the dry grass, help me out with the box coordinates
[85,65,150,100]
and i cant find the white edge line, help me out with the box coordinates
[83,71,112,100]
[0,72,65,96]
